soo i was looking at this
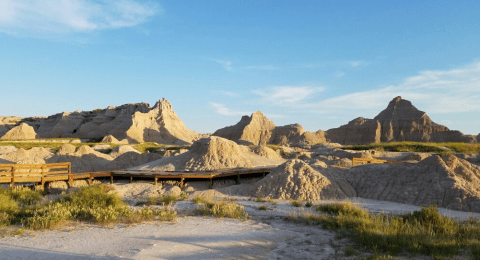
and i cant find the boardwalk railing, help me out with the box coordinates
[0,162,71,188]
[0,163,276,189]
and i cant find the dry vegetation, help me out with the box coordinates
[0,185,176,233]
[288,202,480,259]
[344,141,480,155]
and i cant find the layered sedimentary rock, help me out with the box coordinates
[326,96,476,144]
[339,155,480,212]
[0,98,199,145]
[0,123,36,140]
[213,111,276,145]
[324,117,380,145]
[122,98,200,145]
[213,112,326,146]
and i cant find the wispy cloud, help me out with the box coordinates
[210,103,249,116]
[252,86,325,105]
[0,0,160,35]
[210,59,234,72]
[242,65,280,71]
[335,71,345,78]
[209,59,280,72]
[220,91,240,97]
[347,60,369,68]
[305,62,480,115]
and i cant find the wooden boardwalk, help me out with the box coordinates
[0,163,276,189]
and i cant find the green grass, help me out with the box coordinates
[134,142,164,153]
[178,193,188,201]
[343,141,480,155]
[305,201,314,208]
[0,140,168,154]
[289,202,480,259]
[0,185,177,231]
[258,205,269,211]
[199,201,248,220]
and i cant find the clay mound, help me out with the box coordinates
[0,146,17,155]
[245,159,352,200]
[0,147,52,164]
[344,155,480,212]
[56,144,76,155]
[401,152,431,162]
[131,136,285,171]
[0,123,36,140]
[249,145,283,160]
[102,134,119,143]
[75,145,113,160]
[333,158,352,168]
[109,145,141,159]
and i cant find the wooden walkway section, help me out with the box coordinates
[352,158,407,167]
[0,163,276,189]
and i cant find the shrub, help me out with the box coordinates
[199,201,248,220]
[178,193,188,201]
[258,206,269,211]
[158,195,177,205]
[316,202,368,218]
[291,201,302,207]
[305,201,314,207]
[255,196,267,202]
[192,196,208,204]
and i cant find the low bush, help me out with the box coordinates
[192,196,208,204]
[199,201,248,220]
[0,185,178,230]
[158,195,177,205]
[291,200,302,207]
[258,205,269,211]
[305,201,314,207]
[311,203,480,259]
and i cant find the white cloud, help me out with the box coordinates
[306,62,480,115]
[210,59,234,72]
[335,71,345,77]
[0,0,159,34]
[210,103,248,116]
[220,91,240,97]
[252,86,325,105]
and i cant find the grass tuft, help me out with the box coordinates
[192,196,208,204]
[258,205,269,211]
[291,200,302,207]
[199,201,248,220]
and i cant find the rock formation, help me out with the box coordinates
[1,98,199,145]
[122,98,200,145]
[246,159,354,200]
[0,123,37,140]
[326,96,476,144]
[213,112,326,147]
[339,155,480,212]
[213,111,276,145]
[130,136,285,171]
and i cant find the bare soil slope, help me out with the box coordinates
[131,136,285,171]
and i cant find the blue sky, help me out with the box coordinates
[1,0,480,135]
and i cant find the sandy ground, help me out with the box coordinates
[1,184,480,259]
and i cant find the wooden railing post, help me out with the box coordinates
[10,166,15,189]
[41,165,45,190]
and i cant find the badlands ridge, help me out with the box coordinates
[1,96,480,213]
